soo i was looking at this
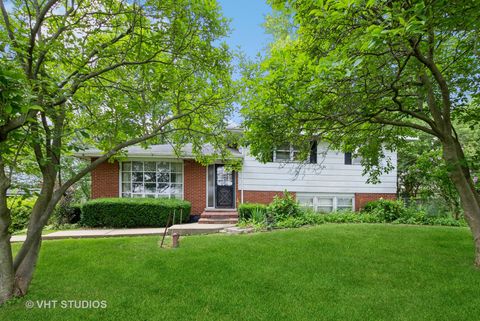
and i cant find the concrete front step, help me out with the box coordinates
[200,213,238,219]
[199,209,239,224]
[198,218,238,224]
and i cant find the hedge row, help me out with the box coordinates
[81,198,191,228]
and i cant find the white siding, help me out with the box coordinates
[238,143,397,194]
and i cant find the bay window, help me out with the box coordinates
[121,161,183,199]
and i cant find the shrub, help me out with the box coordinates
[53,189,83,225]
[251,207,266,224]
[54,203,82,225]
[275,216,308,228]
[268,191,301,221]
[7,197,36,233]
[238,203,268,221]
[81,198,191,228]
[362,199,406,222]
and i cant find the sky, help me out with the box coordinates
[217,0,272,59]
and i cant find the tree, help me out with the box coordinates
[0,0,235,303]
[397,133,462,218]
[242,0,480,265]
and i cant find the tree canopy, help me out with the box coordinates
[242,0,480,266]
[0,0,236,302]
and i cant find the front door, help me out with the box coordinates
[215,164,235,208]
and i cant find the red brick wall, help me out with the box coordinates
[242,191,297,205]
[184,160,207,215]
[91,159,119,199]
[354,193,397,211]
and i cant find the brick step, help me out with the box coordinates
[200,213,238,219]
[198,218,238,224]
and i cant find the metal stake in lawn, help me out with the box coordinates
[160,210,175,248]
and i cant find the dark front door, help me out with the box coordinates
[215,164,235,208]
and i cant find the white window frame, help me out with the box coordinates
[273,144,299,162]
[297,194,355,212]
[119,160,184,199]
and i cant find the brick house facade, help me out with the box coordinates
[90,159,396,216]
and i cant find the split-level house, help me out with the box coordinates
[77,137,397,224]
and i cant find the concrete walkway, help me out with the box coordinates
[10,228,166,243]
[168,223,234,235]
[10,223,236,242]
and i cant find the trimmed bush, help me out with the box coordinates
[238,203,268,221]
[81,198,191,228]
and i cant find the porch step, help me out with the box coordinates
[199,209,239,224]
[198,218,239,224]
[200,212,238,219]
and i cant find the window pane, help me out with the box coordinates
[122,162,132,171]
[318,206,333,213]
[157,194,170,199]
[207,165,215,207]
[132,172,143,182]
[318,197,333,206]
[157,162,169,172]
[132,183,144,193]
[216,166,233,186]
[171,163,183,173]
[171,194,183,199]
[122,172,131,182]
[122,183,131,193]
[122,193,131,198]
[157,183,169,193]
[297,196,314,208]
[275,151,290,161]
[337,197,353,206]
[145,183,156,193]
[145,194,155,198]
[144,172,156,183]
[171,173,183,183]
[144,162,156,171]
[171,184,183,194]
[132,194,143,198]
[158,172,169,183]
[132,161,143,171]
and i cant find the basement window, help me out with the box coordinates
[297,194,354,213]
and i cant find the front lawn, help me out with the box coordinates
[2,224,480,320]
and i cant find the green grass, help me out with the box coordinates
[2,224,480,320]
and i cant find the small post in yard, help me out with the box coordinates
[159,212,173,248]
[172,233,180,248]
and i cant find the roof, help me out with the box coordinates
[74,143,243,159]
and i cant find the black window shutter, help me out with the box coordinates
[344,152,352,165]
[309,141,317,164]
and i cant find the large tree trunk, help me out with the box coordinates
[0,233,14,304]
[0,158,14,304]
[10,174,57,297]
[442,139,480,267]
[13,237,42,296]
